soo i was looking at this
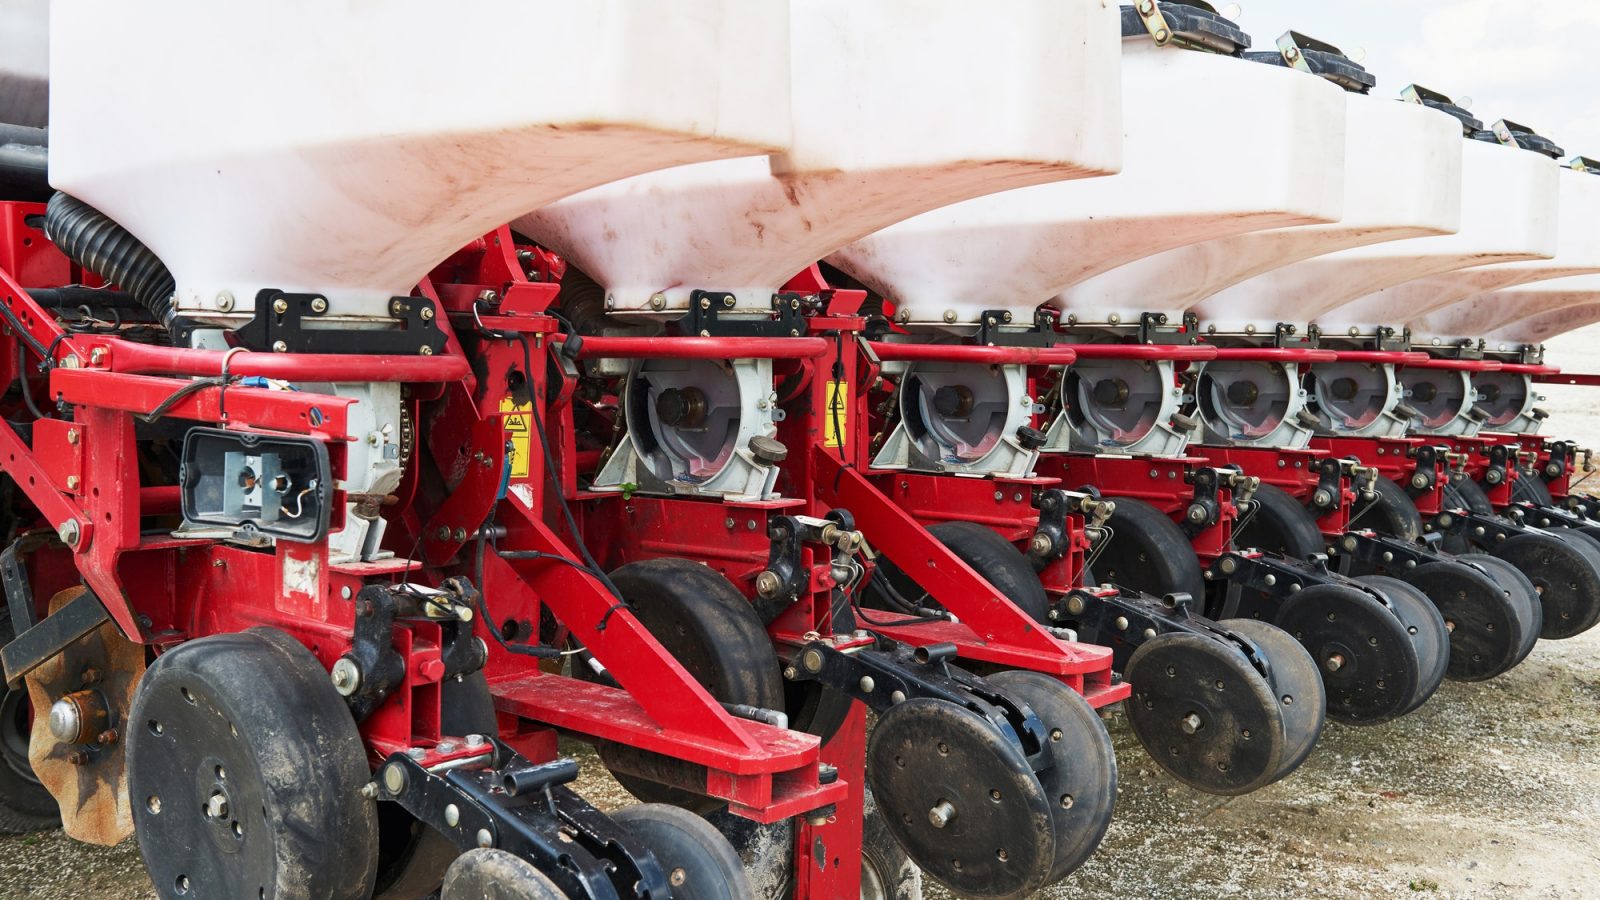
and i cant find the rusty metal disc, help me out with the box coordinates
[23,586,144,846]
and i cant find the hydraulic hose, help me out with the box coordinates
[43,192,178,337]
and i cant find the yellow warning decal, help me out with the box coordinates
[499,396,532,478]
[824,380,848,448]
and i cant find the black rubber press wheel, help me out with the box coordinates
[1272,582,1421,726]
[127,628,379,900]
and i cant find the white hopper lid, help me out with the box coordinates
[1397,166,1600,340]
[0,0,47,127]
[512,0,1124,313]
[826,36,1347,327]
[1071,91,1462,324]
[1210,137,1558,333]
[47,0,795,319]
[1474,274,1600,346]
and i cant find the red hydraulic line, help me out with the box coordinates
[85,337,469,382]
[1499,362,1559,375]
[560,334,831,360]
[1331,350,1431,364]
[1404,357,1504,372]
[1065,344,1217,361]
[1205,347,1339,363]
[863,342,1078,365]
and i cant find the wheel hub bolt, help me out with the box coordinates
[1324,654,1346,673]
[1180,712,1204,735]
[206,791,229,819]
[928,800,957,829]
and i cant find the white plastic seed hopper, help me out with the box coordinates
[50,0,795,324]
[1460,274,1600,345]
[50,0,797,561]
[1059,59,1465,451]
[1203,99,1560,440]
[1446,275,1600,434]
[0,0,47,127]
[1410,163,1600,342]
[828,7,1347,463]
[1364,161,1597,346]
[1207,126,1558,335]
[512,0,1124,498]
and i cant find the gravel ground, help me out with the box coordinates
[7,624,1597,900]
[5,330,1600,900]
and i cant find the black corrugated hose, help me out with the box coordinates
[43,192,177,338]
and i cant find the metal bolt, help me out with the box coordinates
[890,690,907,704]
[382,763,407,796]
[419,346,434,356]
[360,782,379,799]
[1029,534,1053,556]
[1180,713,1203,735]
[216,291,235,312]
[96,728,118,745]
[310,297,329,314]
[437,740,459,755]
[465,733,488,749]
[272,298,289,314]
[943,310,957,324]
[419,306,434,321]
[670,868,688,887]
[66,429,79,445]
[65,475,79,490]
[648,293,667,311]
[1324,654,1345,673]
[272,340,289,353]
[330,658,362,696]
[206,791,229,819]
[859,676,876,693]
[444,804,460,827]
[1114,616,1129,631]
[476,828,493,848]
[57,520,80,548]
[406,747,427,761]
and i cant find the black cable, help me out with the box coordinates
[15,341,46,421]
[0,297,51,361]
[138,375,231,423]
[470,530,561,660]
[511,330,631,628]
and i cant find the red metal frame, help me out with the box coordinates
[0,212,860,898]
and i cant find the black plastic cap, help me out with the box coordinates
[1399,84,1483,134]
[1120,1,1249,55]
[1243,31,1375,94]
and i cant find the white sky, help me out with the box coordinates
[1226,0,1598,158]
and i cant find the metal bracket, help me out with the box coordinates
[1179,467,1228,536]
[788,638,1048,765]
[1125,0,1247,55]
[678,290,807,338]
[1262,30,1375,94]
[977,308,1055,348]
[1479,444,1511,489]
[1027,490,1073,566]
[1209,551,1396,622]
[379,740,671,900]
[2,587,110,687]
[1,539,38,633]
[1056,584,1272,678]
[1399,84,1483,135]
[235,290,447,355]
[1490,119,1565,159]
